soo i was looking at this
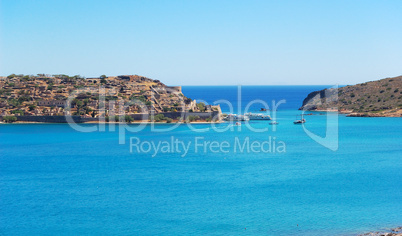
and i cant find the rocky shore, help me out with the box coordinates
[346,109,402,117]
[299,75,402,117]
[300,109,401,117]
[359,226,402,236]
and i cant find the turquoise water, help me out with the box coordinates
[1,86,401,235]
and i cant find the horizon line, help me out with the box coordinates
[177,84,341,87]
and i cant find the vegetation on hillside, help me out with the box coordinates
[300,76,402,117]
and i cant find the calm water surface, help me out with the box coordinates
[1,86,401,235]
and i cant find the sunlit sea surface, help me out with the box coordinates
[1,86,401,235]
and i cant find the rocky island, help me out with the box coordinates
[299,75,402,117]
[0,74,221,123]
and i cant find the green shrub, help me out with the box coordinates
[105,116,117,122]
[187,115,200,122]
[7,74,17,79]
[153,114,165,122]
[197,102,206,112]
[124,115,134,123]
[18,95,31,103]
[2,116,17,123]
[150,114,166,122]
[11,110,24,115]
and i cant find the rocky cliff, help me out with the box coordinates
[299,75,402,117]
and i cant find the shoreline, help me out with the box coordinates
[301,109,402,117]
[1,120,224,125]
[358,226,402,236]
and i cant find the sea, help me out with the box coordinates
[1,86,401,235]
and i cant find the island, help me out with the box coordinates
[299,75,402,117]
[0,74,222,123]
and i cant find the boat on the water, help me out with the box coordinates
[293,115,306,124]
[269,121,279,125]
[224,114,250,121]
[293,114,306,124]
[235,122,241,126]
[293,119,305,124]
[244,112,271,120]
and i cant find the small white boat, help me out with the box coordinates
[224,114,250,121]
[269,121,279,125]
[293,115,306,124]
[244,112,271,120]
[293,119,305,124]
[293,118,306,124]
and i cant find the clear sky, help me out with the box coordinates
[1,0,401,85]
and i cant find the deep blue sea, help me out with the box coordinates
[1,86,401,236]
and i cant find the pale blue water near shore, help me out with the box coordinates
[1,86,401,235]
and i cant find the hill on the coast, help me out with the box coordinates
[0,74,215,121]
[299,75,402,117]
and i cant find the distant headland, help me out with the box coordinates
[299,75,402,117]
[0,74,221,123]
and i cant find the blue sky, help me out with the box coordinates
[1,0,401,85]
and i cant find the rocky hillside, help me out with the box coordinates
[299,75,402,117]
[0,74,199,118]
